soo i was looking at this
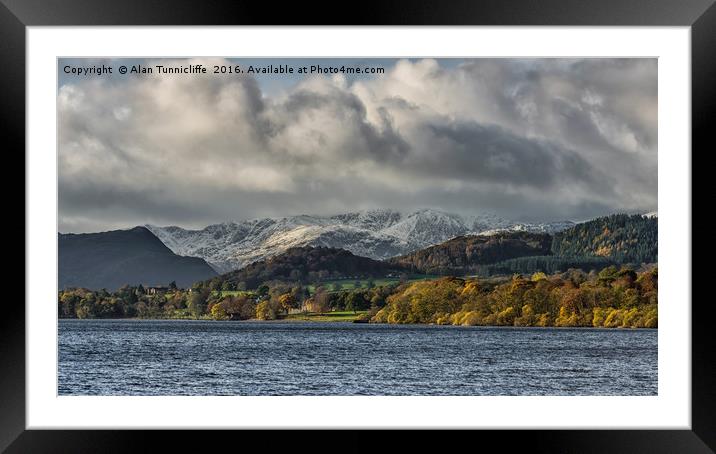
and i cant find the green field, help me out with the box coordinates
[306,275,439,294]
[214,275,441,298]
[216,290,255,298]
[285,310,369,322]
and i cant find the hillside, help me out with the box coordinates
[213,246,407,289]
[387,232,552,275]
[551,214,657,264]
[59,227,217,290]
[387,214,656,276]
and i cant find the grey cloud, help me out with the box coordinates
[58,58,657,233]
[417,121,608,191]
[270,88,410,164]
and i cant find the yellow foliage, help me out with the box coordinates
[496,307,516,326]
[210,303,228,320]
[459,311,482,326]
[371,308,388,323]
[460,280,480,297]
[367,269,657,328]
[514,304,536,326]
[621,307,640,328]
[255,300,276,320]
[278,293,295,312]
[603,308,623,328]
[536,313,551,327]
[592,308,606,327]
[556,306,580,327]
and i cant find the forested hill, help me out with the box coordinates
[387,232,552,275]
[213,246,406,290]
[385,215,656,276]
[551,214,657,264]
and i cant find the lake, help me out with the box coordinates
[58,319,657,396]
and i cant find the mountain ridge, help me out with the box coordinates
[147,208,577,272]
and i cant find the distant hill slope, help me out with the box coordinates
[59,226,217,290]
[387,232,553,275]
[215,246,407,289]
[551,214,657,264]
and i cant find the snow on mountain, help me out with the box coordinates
[381,209,468,245]
[643,211,658,218]
[147,208,576,273]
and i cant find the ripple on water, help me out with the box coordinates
[58,320,657,396]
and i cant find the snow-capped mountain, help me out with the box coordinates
[147,209,575,273]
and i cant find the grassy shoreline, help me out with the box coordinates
[59,311,656,328]
[58,310,370,323]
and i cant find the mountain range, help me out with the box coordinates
[58,211,656,291]
[147,208,576,273]
[206,213,656,288]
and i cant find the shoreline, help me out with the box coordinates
[57,317,657,329]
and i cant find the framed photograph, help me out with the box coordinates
[8,0,713,451]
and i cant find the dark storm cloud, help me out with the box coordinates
[58,57,657,232]
[417,122,607,191]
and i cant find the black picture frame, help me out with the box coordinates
[5,0,713,451]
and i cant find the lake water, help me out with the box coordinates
[58,319,657,396]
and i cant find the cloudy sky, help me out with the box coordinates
[58,57,657,233]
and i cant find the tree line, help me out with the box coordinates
[58,280,394,321]
[58,265,657,328]
[476,255,617,276]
